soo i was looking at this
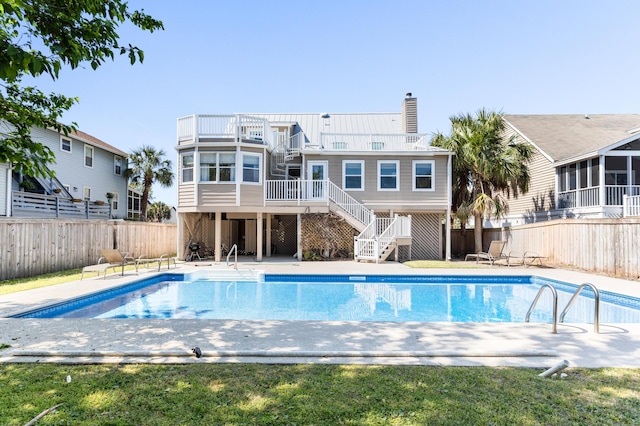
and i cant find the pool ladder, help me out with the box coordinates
[226,244,238,270]
[525,282,600,334]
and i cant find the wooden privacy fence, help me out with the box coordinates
[482,218,640,279]
[0,219,177,280]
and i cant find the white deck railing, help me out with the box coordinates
[623,194,640,217]
[354,215,411,263]
[317,133,430,151]
[177,114,276,148]
[558,185,640,208]
[264,179,374,228]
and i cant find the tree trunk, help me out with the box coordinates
[474,212,483,253]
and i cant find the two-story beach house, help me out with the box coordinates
[176,95,454,262]
[485,114,640,227]
[0,125,135,219]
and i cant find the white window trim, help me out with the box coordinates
[241,152,262,185]
[199,152,236,184]
[180,153,194,183]
[342,160,365,191]
[412,160,435,191]
[60,136,72,154]
[84,144,94,168]
[114,155,123,176]
[83,186,91,200]
[377,160,400,191]
[111,192,119,210]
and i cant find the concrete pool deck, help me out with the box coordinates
[1,259,640,368]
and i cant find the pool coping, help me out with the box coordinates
[1,260,640,367]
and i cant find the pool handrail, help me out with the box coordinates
[559,282,600,333]
[226,244,238,270]
[525,283,558,334]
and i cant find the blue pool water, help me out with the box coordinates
[11,274,640,323]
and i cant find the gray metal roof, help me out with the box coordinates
[247,112,404,144]
[504,114,640,163]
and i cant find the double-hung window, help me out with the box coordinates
[412,160,434,191]
[84,145,94,168]
[200,153,236,183]
[114,156,123,176]
[378,160,399,190]
[242,153,261,183]
[199,153,217,182]
[181,154,194,183]
[219,153,236,182]
[343,160,364,191]
[60,136,72,153]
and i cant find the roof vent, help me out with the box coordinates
[628,127,640,134]
[584,114,590,119]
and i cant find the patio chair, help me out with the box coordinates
[99,249,139,276]
[464,240,508,265]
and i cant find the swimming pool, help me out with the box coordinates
[12,273,640,323]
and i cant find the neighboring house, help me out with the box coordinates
[0,125,131,219]
[487,114,640,227]
[176,95,454,262]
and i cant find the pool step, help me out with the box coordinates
[191,268,262,281]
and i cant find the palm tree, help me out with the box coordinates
[432,109,533,253]
[124,145,173,221]
[147,201,172,222]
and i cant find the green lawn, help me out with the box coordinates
[0,364,638,425]
[3,264,638,425]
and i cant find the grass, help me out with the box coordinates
[0,265,140,295]
[0,364,638,425]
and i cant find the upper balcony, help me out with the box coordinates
[313,133,431,152]
[177,114,277,148]
[177,114,437,153]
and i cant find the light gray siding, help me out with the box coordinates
[31,127,128,217]
[308,153,450,211]
[506,131,556,216]
[0,163,8,216]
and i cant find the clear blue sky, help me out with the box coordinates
[32,0,640,205]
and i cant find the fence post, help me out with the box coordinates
[623,195,628,218]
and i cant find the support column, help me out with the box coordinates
[266,213,272,257]
[297,213,302,260]
[177,213,184,260]
[214,212,222,262]
[256,212,263,261]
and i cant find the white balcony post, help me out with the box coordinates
[599,155,606,206]
[623,194,628,218]
[193,114,198,143]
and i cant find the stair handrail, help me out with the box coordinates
[559,283,600,333]
[326,180,373,227]
[525,283,558,334]
[226,244,238,270]
[374,216,399,261]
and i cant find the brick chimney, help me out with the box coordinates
[402,93,418,133]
